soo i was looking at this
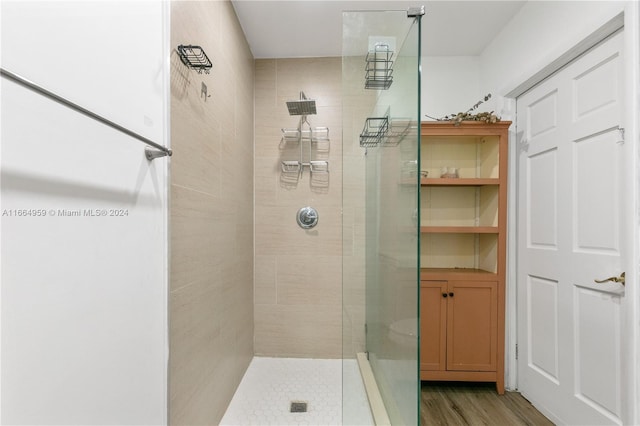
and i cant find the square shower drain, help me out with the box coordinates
[290,401,308,413]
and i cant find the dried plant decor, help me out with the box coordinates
[425,94,501,126]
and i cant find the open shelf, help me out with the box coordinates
[421,134,500,180]
[421,226,498,233]
[420,267,498,281]
[422,178,500,186]
[422,185,499,228]
[421,213,499,271]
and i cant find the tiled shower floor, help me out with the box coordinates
[220,357,373,426]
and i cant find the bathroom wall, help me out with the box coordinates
[480,1,627,103]
[254,57,343,358]
[1,1,168,424]
[170,1,254,424]
[422,56,481,120]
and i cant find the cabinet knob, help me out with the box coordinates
[442,293,448,298]
[449,292,454,297]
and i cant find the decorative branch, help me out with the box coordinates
[425,94,501,126]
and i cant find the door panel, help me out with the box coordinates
[573,53,619,120]
[527,148,558,249]
[527,89,558,138]
[420,281,447,371]
[527,275,559,382]
[575,287,621,418]
[573,129,620,255]
[447,281,497,372]
[517,31,625,425]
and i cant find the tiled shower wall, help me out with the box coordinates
[170,1,254,424]
[254,58,344,358]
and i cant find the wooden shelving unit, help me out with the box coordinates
[420,120,511,394]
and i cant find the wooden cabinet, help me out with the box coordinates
[421,280,498,370]
[419,121,510,394]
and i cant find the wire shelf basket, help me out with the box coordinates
[177,45,213,74]
[281,161,301,173]
[310,160,329,173]
[360,117,389,147]
[365,44,394,90]
[310,161,329,189]
[311,127,329,141]
[383,120,413,146]
[365,70,394,90]
[281,128,301,143]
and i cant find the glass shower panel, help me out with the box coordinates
[342,9,421,426]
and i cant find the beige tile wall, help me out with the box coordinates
[170,1,254,424]
[254,57,344,358]
[342,56,377,358]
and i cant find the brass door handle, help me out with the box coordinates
[594,272,625,285]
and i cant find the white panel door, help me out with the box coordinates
[517,31,627,425]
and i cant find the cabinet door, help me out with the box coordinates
[420,281,448,371]
[446,281,498,371]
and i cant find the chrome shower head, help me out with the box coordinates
[286,91,317,116]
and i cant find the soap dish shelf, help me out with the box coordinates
[282,161,302,173]
[360,116,389,147]
[177,45,213,74]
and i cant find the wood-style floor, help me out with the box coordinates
[421,382,555,426]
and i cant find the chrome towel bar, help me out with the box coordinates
[0,68,172,161]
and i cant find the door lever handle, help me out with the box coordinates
[594,272,625,285]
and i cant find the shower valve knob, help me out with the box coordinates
[297,206,318,229]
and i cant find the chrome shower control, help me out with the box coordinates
[297,206,318,229]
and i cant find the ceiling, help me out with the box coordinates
[231,1,527,58]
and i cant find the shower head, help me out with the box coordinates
[286,100,317,116]
[286,91,317,116]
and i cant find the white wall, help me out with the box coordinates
[421,56,481,120]
[1,1,168,424]
[421,3,628,119]
[480,0,627,109]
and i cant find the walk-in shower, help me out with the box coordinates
[223,7,422,425]
[342,7,423,425]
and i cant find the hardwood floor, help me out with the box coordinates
[421,382,554,426]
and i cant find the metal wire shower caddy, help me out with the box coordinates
[359,117,389,147]
[365,44,394,89]
[177,45,212,74]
